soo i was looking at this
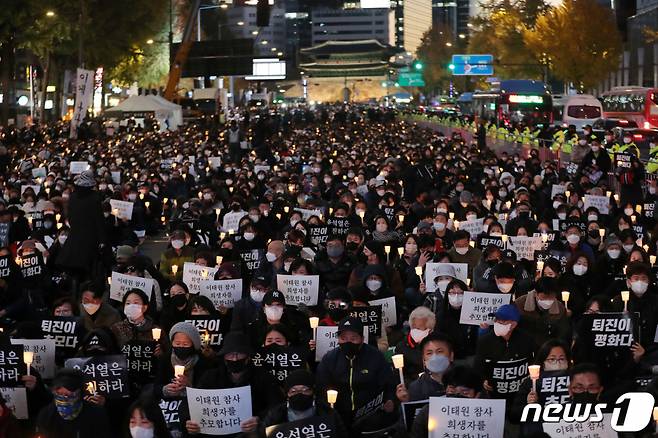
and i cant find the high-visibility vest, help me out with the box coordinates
[648,145,658,173]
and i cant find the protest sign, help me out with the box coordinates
[354,392,384,422]
[0,388,27,419]
[109,199,134,221]
[69,161,90,174]
[31,167,47,179]
[0,256,11,279]
[254,165,270,175]
[615,152,633,169]
[65,354,129,398]
[199,279,243,309]
[266,415,336,438]
[186,386,252,436]
[0,223,9,247]
[110,271,154,302]
[111,171,121,185]
[532,231,560,250]
[534,250,569,270]
[239,249,263,273]
[477,235,505,250]
[369,296,397,327]
[644,201,655,219]
[0,346,25,386]
[276,274,319,306]
[459,292,511,326]
[295,208,323,222]
[121,340,156,381]
[327,216,351,236]
[17,253,44,281]
[550,184,566,199]
[349,306,382,337]
[182,262,219,295]
[487,357,529,396]
[558,219,587,233]
[582,312,637,348]
[309,225,329,247]
[425,263,469,293]
[507,236,544,261]
[537,371,570,405]
[583,195,610,215]
[459,217,484,237]
[26,211,44,230]
[41,316,81,356]
[543,414,617,438]
[222,211,247,232]
[185,317,225,348]
[160,398,184,433]
[401,400,429,432]
[428,397,505,438]
[208,157,222,169]
[10,338,56,379]
[252,346,305,383]
[315,326,369,362]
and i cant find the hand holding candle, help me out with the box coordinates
[392,354,405,385]
[327,389,338,408]
[174,365,185,378]
[309,317,319,341]
[23,351,34,376]
[152,327,161,341]
[528,364,540,393]
[621,290,630,312]
[171,264,178,275]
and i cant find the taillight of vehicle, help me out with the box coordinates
[633,134,643,140]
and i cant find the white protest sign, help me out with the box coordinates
[542,414,617,438]
[276,274,320,306]
[110,272,154,302]
[459,292,512,326]
[459,217,484,237]
[11,338,56,379]
[69,161,90,174]
[111,171,121,185]
[429,397,505,438]
[70,68,94,139]
[425,263,469,293]
[199,279,243,309]
[583,195,610,215]
[222,211,247,232]
[294,208,323,222]
[369,296,397,327]
[0,387,27,419]
[551,184,566,199]
[186,386,252,435]
[315,325,369,362]
[182,262,219,295]
[254,165,270,175]
[507,236,544,261]
[31,167,47,179]
[208,157,222,169]
[21,184,41,195]
[109,199,134,221]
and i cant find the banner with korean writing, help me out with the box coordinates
[160,397,184,434]
[0,346,25,387]
[309,225,329,247]
[315,326,369,362]
[40,316,81,358]
[327,216,351,236]
[276,274,320,306]
[459,292,511,326]
[266,415,336,438]
[222,211,247,232]
[18,253,44,281]
[487,357,528,397]
[0,387,27,419]
[543,413,617,438]
[0,223,8,248]
[353,391,384,422]
[349,306,382,337]
[0,255,10,279]
[615,152,633,169]
[121,340,156,382]
[532,231,560,251]
[182,262,220,295]
[199,279,243,309]
[252,346,305,383]
[25,211,44,230]
[109,199,134,221]
[550,184,566,199]
[10,338,56,379]
[459,217,484,237]
[240,249,263,273]
[369,296,397,327]
[110,271,154,302]
[477,236,505,250]
[507,236,544,261]
[582,312,638,349]
[185,317,225,348]
[186,386,252,435]
[70,68,94,138]
[583,195,610,215]
[537,371,570,405]
[425,263,468,293]
[428,397,505,438]
[69,161,90,174]
[295,208,323,222]
[65,355,129,398]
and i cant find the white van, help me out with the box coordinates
[559,94,603,130]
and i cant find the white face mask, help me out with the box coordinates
[497,282,513,293]
[58,235,68,245]
[249,214,260,223]
[455,246,469,255]
[366,279,382,291]
[622,244,634,253]
[171,240,184,250]
[448,294,463,308]
[265,252,277,263]
[544,360,568,372]
[243,232,255,241]
[83,303,100,315]
[124,303,143,321]
[631,280,648,296]
[250,289,266,303]
[493,322,511,337]
[436,208,447,214]
[587,214,598,222]
[405,243,418,254]
[624,208,634,216]
[433,221,446,231]
[410,328,430,343]
[264,305,284,321]
[536,299,554,310]
[573,264,588,276]
[607,249,621,259]
[375,224,387,233]
[650,187,657,195]
[566,234,580,245]
[624,137,632,144]
[130,426,155,438]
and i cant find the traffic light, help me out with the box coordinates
[412,60,423,71]
[448,63,455,71]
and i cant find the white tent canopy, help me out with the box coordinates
[103,95,183,131]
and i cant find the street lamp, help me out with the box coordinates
[237,21,244,25]
[146,39,154,45]
[46,10,55,17]
[446,42,452,47]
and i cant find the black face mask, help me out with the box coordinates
[571,392,599,404]
[225,358,249,373]
[345,242,359,252]
[588,230,600,239]
[171,294,187,308]
[328,308,348,322]
[487,259,499,267]
[173,346,195,360]
[339,342,360,358]
[289,393,314,411]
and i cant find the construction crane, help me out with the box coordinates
[164,0,202,101]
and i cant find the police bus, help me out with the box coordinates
[600,86,658,129]
[472,79,553,127]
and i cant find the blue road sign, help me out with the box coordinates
[451,54,494,76]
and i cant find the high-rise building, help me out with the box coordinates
[311,7,394,45]
[226,2,287,56]
[432,0,472,41]
[392,0,433,54]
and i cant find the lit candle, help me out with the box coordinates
[453,220,460,230]
[449,212,454,220]
[144,201,150,208]
[598,229,605,238]
[536,261,544,273]
[23,351,34,376]
[152,328,161,341]
[392,354,405,384]
[561,291,570,309]
[565,190,570,199]
[327,390,338,408]
[215,208,221,217]
[358,210,365,220]
[201,270,208,279]
[163,197,169,204]
[606,191,611,198]
[636,205,642,213]
[469,241,475,248]
[384,245,391,254]
[465,278,471,287]
[161,216,166,223]
[55,213,61,222]
[415,266,423,279]
[621,290,630,312]
[86,382,96,395]
[276,213,282,220]
[174,365,185,378]
[501,234,508,243]
[541,233,548,243]
[107,276,111,285]
[528,365,541,393]
[216,255,223,266]
[614,194,619,202]
[651,255,656,266]
[309,317,319,341]
[398,214,404,223]
[171,265,178,275]
[284,206,290,213]
[397,247,404,257]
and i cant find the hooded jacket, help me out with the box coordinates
[514,290,572,347]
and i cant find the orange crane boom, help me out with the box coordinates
[164,0,202,101]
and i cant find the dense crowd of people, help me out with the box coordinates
[0,105,655,437]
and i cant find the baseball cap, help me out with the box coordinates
[489,304,520,322]
[337,316,364,336]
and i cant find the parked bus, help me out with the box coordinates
[600,86,658,129]
[472,79,553,126]
[552,94,602,130]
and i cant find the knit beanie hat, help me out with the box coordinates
[169,322,201,350]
